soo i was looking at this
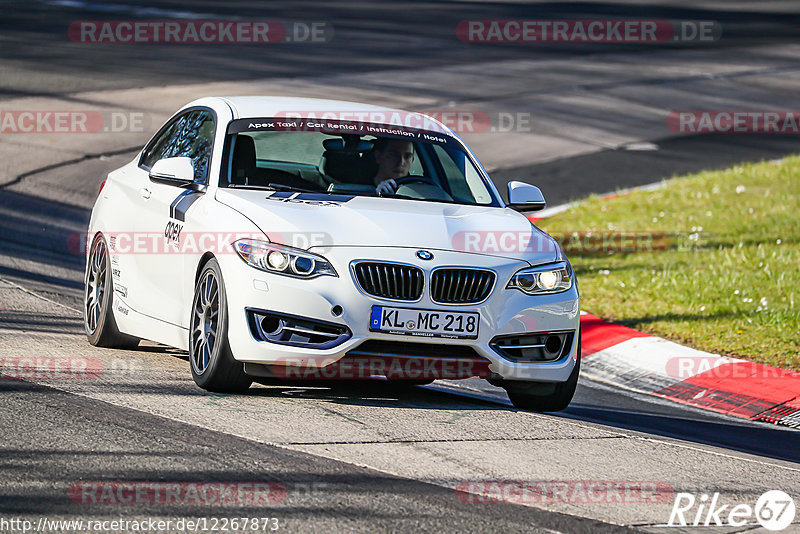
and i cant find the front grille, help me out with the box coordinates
[349,340,482,359]
[354,262,424,301]
[431,268,495,304]
[343,340,492,379]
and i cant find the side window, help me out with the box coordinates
[407,144,424,176]
[432,144,492,205]
[140,110,215,182]
[432,144,475,203]
[141,119,181,169]
[463,159,493,205]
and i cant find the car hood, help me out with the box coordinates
[215,189,560,264]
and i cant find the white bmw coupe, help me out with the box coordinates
[85,97,580,411]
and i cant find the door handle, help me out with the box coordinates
[140,188,151,199]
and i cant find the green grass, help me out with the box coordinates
[537,155,800,370]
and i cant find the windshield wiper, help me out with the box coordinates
[389,193,456,204]
[265,183,324,194]
[228,182,324,194]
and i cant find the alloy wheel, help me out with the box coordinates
[191,271,220,374]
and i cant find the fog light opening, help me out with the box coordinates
[545,335,562,354]
[261,316,283,336]
[331,305,344,317]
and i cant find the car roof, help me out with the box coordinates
[188,96,455,135]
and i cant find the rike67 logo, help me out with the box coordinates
[667,490,795,531]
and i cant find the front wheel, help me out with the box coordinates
[189,259,252,393]
[84,234,140,348]
[503,332,581,412]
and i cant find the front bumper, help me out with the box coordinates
[219,247,580,383]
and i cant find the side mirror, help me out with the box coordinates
[149,157,196,186]
[507,181,546,211]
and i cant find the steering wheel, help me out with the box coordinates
[392,174,453,202]
[394,174,438,187]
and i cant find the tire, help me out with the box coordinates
[84,234,140,348]
[190,258,252,392]
[503,331,581,412]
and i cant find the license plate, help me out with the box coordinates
[369,306,479,339]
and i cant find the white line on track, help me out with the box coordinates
[0,276,81,314]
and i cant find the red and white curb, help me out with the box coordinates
[579,312,800,428]
[530,188,800,429]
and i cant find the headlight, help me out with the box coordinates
[507,262,573,295]
[234,239,337,278]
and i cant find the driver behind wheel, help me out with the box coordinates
[373,138,415,195]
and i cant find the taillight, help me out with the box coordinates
[98,180,106,197]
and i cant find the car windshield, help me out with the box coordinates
[221,118,498,206]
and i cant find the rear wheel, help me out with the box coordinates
[503,332,581,412]
[190,259,252,392]
[84,234,139,348]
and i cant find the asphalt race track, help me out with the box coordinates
[1,1,799,532]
